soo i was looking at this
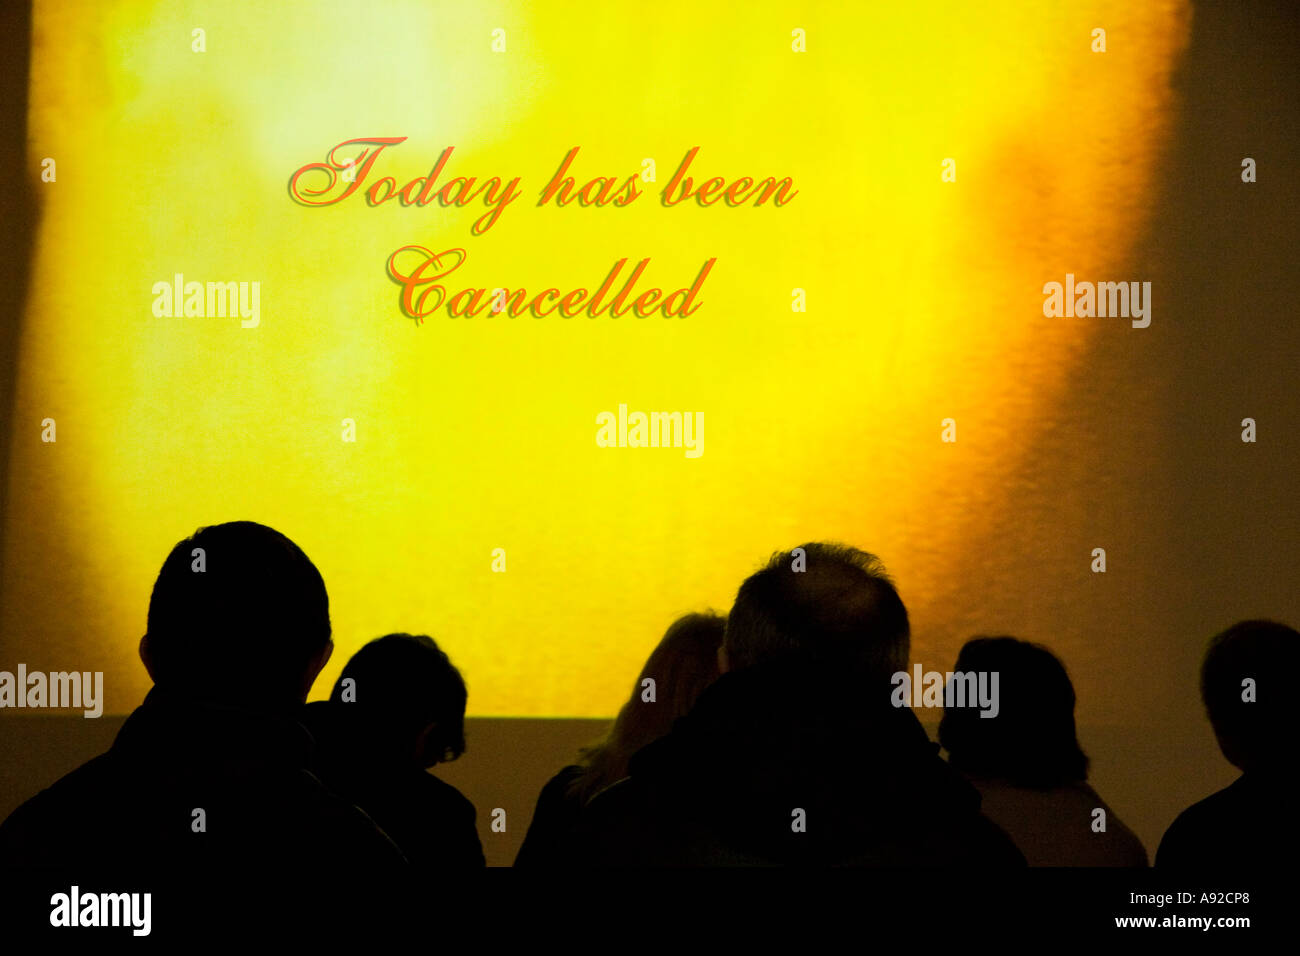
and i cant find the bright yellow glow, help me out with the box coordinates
[3,1,1190,715]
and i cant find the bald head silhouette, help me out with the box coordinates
[722,542,909,680]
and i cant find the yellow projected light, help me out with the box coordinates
[3,1,1190,715]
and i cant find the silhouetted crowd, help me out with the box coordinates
[1,521,1294,870]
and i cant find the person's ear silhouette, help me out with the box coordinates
[302,639,334,700]
[138,634,157,683]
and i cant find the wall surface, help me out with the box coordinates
[0,0,1296,871]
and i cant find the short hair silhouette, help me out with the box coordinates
[938,637,1088,787]
[330,633,467,766]
[1201,619,1299,772]
[568,612,724,805]
[144,521,331,702]
[723,542,908,678]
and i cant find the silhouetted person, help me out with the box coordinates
[938,637,1147,866]
[302,634,485,869]
[515,612,724,866]
[564,543,1025,866]
[0,521,405,870]
[1156,620,1300,870]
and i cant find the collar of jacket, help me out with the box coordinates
[111,686,315,769]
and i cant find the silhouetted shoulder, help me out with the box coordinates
[289,768,414,868]
[411,771,475,816]
[969,779,1147,867]
[0,754,118,864]
[1,701,408,872]
[1154,780,1294,874]
[515,764,586,867]
[383,770,485,868]
[1156,775,1294,870]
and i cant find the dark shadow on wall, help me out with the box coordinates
[1132,0,1300,831]
[892,0,1298,854]
[0,2,35,596]
[1144,2,1300,676]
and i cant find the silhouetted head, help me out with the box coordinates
[1201,619,1299,773]
[142,521,333,708]
[330,633,467,768]
[939,637,1088,788]
[571,612,725,804]
[722,543,908,681]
